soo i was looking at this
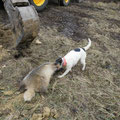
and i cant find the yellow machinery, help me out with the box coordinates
[29,0,71,11]
[2,0,81,47]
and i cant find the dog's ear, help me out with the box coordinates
[55,57,62,65]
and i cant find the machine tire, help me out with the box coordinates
[29,0,48,11]
[0,1,4,9]
[60,0,70,6]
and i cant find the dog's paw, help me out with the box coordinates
[58,75,63,78]
[82,68,85,71]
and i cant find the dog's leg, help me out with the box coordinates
[81,57,86,71]
[58,68,71,78]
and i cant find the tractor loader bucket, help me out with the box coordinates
[4,0,40,47]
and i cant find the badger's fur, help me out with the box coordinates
[20,62,60,101]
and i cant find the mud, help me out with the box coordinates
[0,0,120,120]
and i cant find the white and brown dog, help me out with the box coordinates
[56,38,91,78]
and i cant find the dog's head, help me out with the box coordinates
[54,57,63,70]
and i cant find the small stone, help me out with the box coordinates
[35,39,42,45]
[0,45,2,49]
[2,65,6,68]
[42,107,51,118]
[30,114,43,120]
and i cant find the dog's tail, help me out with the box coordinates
[83,38,91,51]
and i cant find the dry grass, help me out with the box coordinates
[0,1,120,120]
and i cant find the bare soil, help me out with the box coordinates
[0,1,120,120]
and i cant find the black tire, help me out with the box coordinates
[60,0,70,6]
[0,0,4,9]
[75,0,84,3]
[29,0,48,12]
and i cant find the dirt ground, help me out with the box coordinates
[0,0,120,120]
